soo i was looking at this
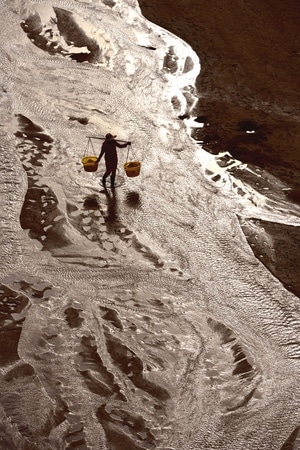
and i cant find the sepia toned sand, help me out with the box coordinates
[2,3,300,448]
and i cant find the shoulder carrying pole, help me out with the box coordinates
[87,135,129,143]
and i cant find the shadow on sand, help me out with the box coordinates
[102,187,118,226]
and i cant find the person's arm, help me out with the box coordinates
[96,145,105,162]
[116,141,131,148]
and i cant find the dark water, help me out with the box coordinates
[139,0,300,191]
[139,0,300,298]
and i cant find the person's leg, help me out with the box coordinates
[102,171,109,185]
[102,161,112,185]
[110,165,117,188]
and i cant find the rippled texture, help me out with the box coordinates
[1,1,300,449]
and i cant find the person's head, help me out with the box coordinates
[105,133,116,141]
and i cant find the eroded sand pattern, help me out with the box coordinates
[1,1,300,449]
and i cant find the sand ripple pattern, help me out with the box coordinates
[1,1,300,449]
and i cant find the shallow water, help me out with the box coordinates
[1,1,300,449]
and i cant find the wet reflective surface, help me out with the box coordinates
[0,1,300,449]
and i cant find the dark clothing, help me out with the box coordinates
[98,139,128,186]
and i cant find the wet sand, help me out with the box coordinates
[3,4,300,447]
[139,0,300,298]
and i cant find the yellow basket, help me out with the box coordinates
[82,156,98,172]
[123,161,141,177]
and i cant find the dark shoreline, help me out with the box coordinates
[139,0,300,298]
[139,0,300,188]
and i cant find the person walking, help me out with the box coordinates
[97,133,131,188]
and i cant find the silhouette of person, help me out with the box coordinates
[97,133,131,188]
